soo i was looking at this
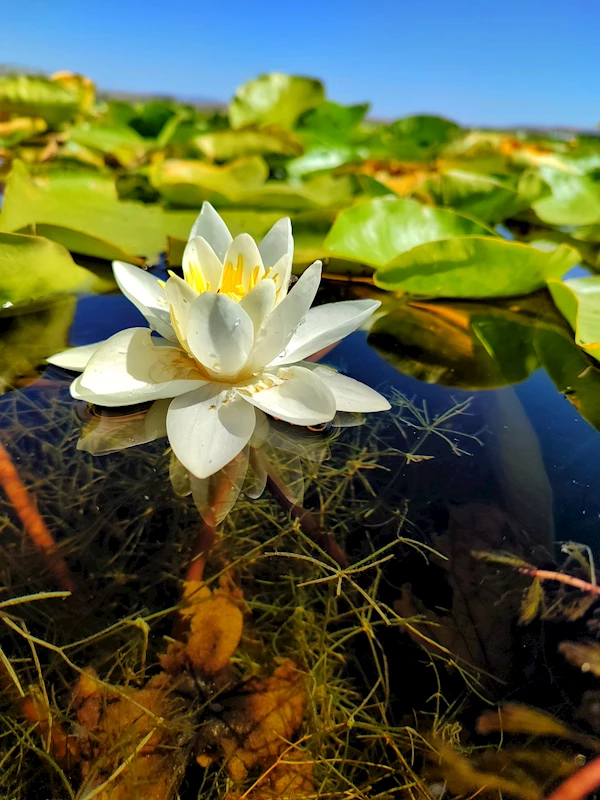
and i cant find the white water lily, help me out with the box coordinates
[48,203,389,480]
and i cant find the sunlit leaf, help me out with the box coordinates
[422,169,526,223]
[68,122,149,167]
[0,74,84,127]
[325,196,492,267]
[0,161,196,261]
[0,117,47,147]
[548,276,600,361]
[0,231,112,308]
[533,165,600,226]
[229,73,325,130]
[374,237,579,298]
[194,128,302,160]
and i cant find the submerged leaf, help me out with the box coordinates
[477,703,575,739]
[559,641,600,676]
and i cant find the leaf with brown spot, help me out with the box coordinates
[196,659,307,783]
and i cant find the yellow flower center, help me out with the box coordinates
[184,253,272,302]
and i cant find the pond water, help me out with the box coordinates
[2,274,600,799]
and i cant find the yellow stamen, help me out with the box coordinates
[249,265,261,290]
[183,260,208,294]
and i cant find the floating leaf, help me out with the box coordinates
[325,196,492,267]
[422,170,525,223]
[548,276,600,361]
[229,73,325,130]
[68,122,149,167]
[0,74,84,127]
[374,237,579,298]
[0,231,112,308]
[0,117,47,147]
[533,165,600,226]
[0,161,196,261]
[194,128,302,160]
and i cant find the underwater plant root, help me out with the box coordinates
[518,567,600,597]
[546,754,600,800]
[0,440,79,596]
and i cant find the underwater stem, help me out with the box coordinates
[263,457,348,569]
[546,754,600,800]
[518,567,600,597]
[0,441,79,596]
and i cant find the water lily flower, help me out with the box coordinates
[49,203,390,482]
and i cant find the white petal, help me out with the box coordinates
[112,261,176,342]
[249,261,322,370]
[188,202,232,260]
[46,341,104,372]
[164,274,198,349]
[259,217,293,270]
[240,365,336,426]
[270,254,293,302]
[77,399,170,455]
[302,364,390,412]
[239,278,277,334]
[271,299,380,366]
[72,328,205,407]
[167,385,255,479]
[244,450,268,500]
[187,292,254,377]
[222,233,265,293]
[190,447,248,525]
[183,236,224,293]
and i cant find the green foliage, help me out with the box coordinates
[229,72,325,129]
[374,237,579,298]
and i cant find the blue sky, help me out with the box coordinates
[1,0,597,128]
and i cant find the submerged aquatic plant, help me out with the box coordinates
[49,204,389,496]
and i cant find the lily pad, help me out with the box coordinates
[547,276,600,361]
[0,231,113,308]
[422,170,528,223]
[194,129,302,160]
[0,161,197,261]
[374,237,579,298]
[68,123,149,167]
[325,196,493,267]
[533,165,600,226]
[0,74,83,127]
[229,73,325,130]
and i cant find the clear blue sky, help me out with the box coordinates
[1,0,597,128]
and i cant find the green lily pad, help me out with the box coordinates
[374,236,579,298]
[422,170,526,223]
[68,123,149,167]
[0,161,197,261]
[149,156,269,205]
[325,196,493,267]
[533,165,600,226]
[0,231,113,308]
[547,276,600,361]
[0,74,82,127]
[194,129,302,160]
[229,73,325,130]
